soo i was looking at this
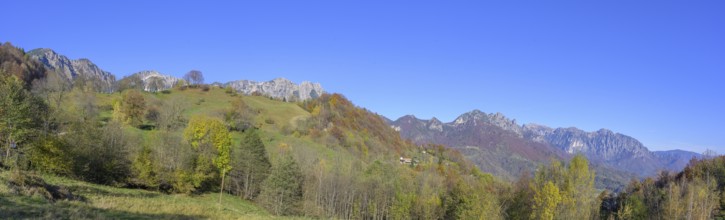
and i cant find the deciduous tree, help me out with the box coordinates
[121,90,146,127]
[183,70,204,87]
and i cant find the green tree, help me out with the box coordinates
[531,181,561,220]
[0,75,45,166]
[561,154,597,219]
[259,154,304,216]
[121,90,146,127]
[131,144,158,188]
[230,129,271,200]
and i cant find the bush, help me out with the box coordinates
[265,118,275,124]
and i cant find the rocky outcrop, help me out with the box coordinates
[129,70,181,92]
[225,78,324,101]
[27,48,115,92]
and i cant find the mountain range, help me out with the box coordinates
[27,48,116,92]
[26,48,324,101]
[389,110,702,188]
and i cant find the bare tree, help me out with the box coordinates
[183,70,204,87]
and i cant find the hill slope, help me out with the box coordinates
[0,170,292,220]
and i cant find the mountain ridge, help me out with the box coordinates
[389,110,702,181]
[27,48,116,92]
[27,48,325,101]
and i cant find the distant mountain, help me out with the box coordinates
[391,112,566,180]
[125,71,324,101]
[27,48,115,91]
[127,70,181,92]
[654,150,703,172]
[523,124,666,176]
[225,78,324,101]
[390,110,702,187]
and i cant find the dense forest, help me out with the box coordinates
[1,42,724,219]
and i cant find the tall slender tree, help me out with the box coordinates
[259,154,304,216]
[230,129,271,200]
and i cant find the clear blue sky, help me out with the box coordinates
[3,1,724,153]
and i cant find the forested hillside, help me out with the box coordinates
[1,42,722,219]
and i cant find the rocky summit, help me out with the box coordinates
[27,48,115,92]
[129,70,181,92]
[225,78,324,101]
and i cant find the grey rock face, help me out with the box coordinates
[225,78,324,101]
[130,70,181,92]
[453,110,523,136]
[27,48,115,91]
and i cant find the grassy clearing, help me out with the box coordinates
[0,171,305,219]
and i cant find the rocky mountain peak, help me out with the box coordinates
[427,117,444,132]
[27,48,115,92]
[225,78,324,101]
[127,70,180,92]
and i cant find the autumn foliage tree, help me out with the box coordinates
[182,116,231,194]
[121,90,146,127]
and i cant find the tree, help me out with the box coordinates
[63,121,132,185]
[183,70,204,87]
[561,154,597,219]
[259,154,304,216]
[531,181,561,220]
[121,90,146,127]
[117,74,144,92]
[0,75,45,166]
[230,129,271,200]
[183,116,231,195]
[222,98,256,131]
[158,97,187,131]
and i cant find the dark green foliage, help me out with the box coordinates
[229,129,271,200]
[63,121,132,185]
[131,145,158,188]
[0,75,46,168]
[259,155,304,216]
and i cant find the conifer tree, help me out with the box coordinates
[230,129,271,200]
[259,154,304,216]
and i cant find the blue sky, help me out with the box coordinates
[3,1,724,153]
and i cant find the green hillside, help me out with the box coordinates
[0,170,288,219]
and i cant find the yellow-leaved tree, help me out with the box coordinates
[532,181,561,220]
[183,116,231,203]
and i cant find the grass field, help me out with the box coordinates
[0,170,308,219]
